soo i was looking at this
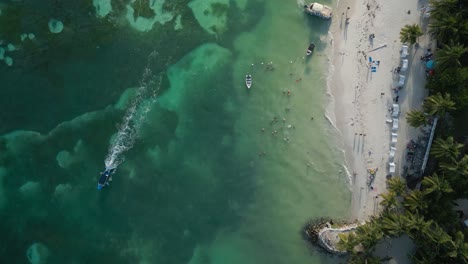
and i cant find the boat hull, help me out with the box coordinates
[304,3,332,19]
[245,75,252,89]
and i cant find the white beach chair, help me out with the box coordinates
[392,104,400,117]
[398,75,406,87]
[392,119,399,131]
[389,162,396,174]
[401,59,408,72]
[389,147,396,158]
[391,133,398,145]
[401,45,408,58]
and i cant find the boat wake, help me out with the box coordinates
[104,51,162,171]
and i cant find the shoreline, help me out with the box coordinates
[327,0,430,220]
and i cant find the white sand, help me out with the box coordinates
[328,0,431,221]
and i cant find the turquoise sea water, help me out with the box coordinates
[0,0,350,263]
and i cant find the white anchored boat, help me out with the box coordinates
[306,42,316,56]
[245,74,252,89]
[303,3,333,19]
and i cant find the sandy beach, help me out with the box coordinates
[328,0,431,220]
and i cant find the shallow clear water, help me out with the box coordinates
[0,0,350,263]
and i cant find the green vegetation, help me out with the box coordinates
[435,43,468,70]
[425,0,468,111]
[406,109,428,128]
[339,177,468,263]
[399,24,423,45]
[340,1,468,263]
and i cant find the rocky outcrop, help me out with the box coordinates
[317,224,360,255]
[304,218,362,255]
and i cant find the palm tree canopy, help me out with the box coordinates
[403,190,428,213]
[429,13,468,44]
[406,109,428,128]
[440,154,468,176]
[435,43,468,70]
[429,0,460,21]
[337,233,357,252]
[423,93,456,117]
[380,211,407,237]
[380,191,398,209]
[387,177,407,196]
[431,136,463,161]
[421,174,453,201]
[355,221,384,251]
[400,24,424,45]
[404,212,433,241]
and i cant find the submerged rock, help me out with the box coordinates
[48,19,64,34]
[26,242,50,264]
[54,183,72,197]
[7,43,15,51]
[93,0,112,18]
[4,56,13,66]
[19,181,41,197]
[304,217,332,243]
[174,14,183,30]
[56,150,72,168]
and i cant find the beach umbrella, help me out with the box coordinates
[426,60,434,69]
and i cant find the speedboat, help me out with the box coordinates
[303,3,333,19]
[245,74,252,89]
[306,42,315,55]
[97,167,116,190]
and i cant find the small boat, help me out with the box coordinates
[97,167,116,190]
[303,3,333,19]
[306,42,315,55]
[245,74,252,89]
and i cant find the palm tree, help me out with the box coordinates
[440,154,468,176]
[428,0,460,21]
[421,174,453,201]
[337,232,358,252]
[431,136,463,161]
[387,177,407,196]
[354,221,383,251]
[406,109,428,127]
[404,212,433,241]
[403,190,428,214]
[423,93,456,117]
[452,231,468,261]
[380,191,398,210]
[429,13,468,44]
[400,24,423,45]
[422,223,454,257]
[435,43,468,70]
[380,211,407,237]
